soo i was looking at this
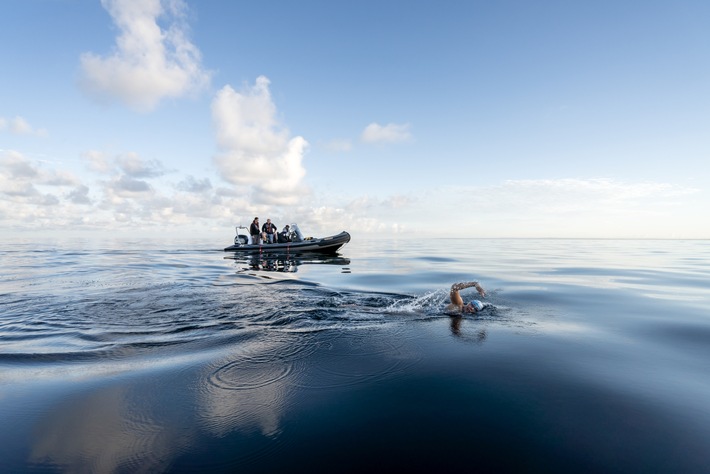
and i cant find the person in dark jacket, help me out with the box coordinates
[249,217,261,245]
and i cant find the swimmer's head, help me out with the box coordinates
[464,300,484,313]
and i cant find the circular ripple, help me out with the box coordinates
[209,359,293,391]
[232,332,322,364]
[203,331,319,392]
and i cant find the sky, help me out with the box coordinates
[1,0,709,240]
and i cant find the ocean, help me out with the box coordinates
[1,237,709,473]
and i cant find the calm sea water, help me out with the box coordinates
[1,237,709,473]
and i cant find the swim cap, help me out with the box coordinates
[471,300,484,312]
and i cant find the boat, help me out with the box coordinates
[223,223,350,253]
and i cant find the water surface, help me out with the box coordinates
[1,238,709,472]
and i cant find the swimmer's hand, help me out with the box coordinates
[474,282,486,297]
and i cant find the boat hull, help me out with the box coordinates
[224,231,350,254]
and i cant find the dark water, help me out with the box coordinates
[1,238,709,473]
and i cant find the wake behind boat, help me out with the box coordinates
[224,223,350,253]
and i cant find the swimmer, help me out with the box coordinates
[446,281,487,314]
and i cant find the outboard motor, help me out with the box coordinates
[291,224,304,242]
[234,226,250,246]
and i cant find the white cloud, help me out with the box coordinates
[0,116,47,137]
[307,204,405,235]
[66,185,92,205]
[109,175,154,195]
[2,145,706,239]
[1,150,39,178]
[361,122,411,144]
[79,0,211,112]
[177,176,212,193]
[212,76,308,206]
[1,180,40,198]
[9,116,32,135]
[82,150,166,178]
[116,152,166,178]
[83,150,115,174]
[1,150,79,186]
[267,193,419,237]
[0,149,262,234]
[0,150,78,208]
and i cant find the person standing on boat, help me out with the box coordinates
[250,217,261,245]
[446,281,488,314]
[262,218,278,244]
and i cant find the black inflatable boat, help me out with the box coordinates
[224,224,350,254]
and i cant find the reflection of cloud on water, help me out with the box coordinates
[195,326,422,436]
[25,311,424,471]
[29,385,193,473]
[24,342,300,472]
[195,333,315,438]
[198,371,289,438]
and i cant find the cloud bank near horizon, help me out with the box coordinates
[422,178,702,238]
[1,146,702,238]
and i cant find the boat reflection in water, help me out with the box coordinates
[225,252,351,274]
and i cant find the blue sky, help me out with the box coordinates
[1,0,708,239]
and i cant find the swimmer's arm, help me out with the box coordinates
[450,281,486,297]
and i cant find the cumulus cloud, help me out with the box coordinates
[2,143,704,238]
[259,192,420,237]
[116,152,166,178]
[66,185,92,205]
[177,176,212,193]
[0,149,270,233]
[1,150,79,186]
[0,150,80,209]
[2,180,39,198]
[68,149,253,230]
[111,175,153,195]
[361,122,411,144]
[79,0,211,112]
[304,203,408,235]
[1,150,39,178]
[0,116,47,137]
[82,150,116,175]
[82,150,166,178]
[212,76,308,206]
